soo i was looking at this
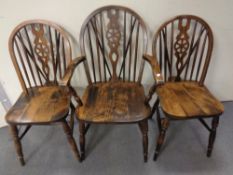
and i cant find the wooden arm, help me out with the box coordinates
[59,56,86,86]
[143,54,164,85]
[69,86,83,106]
[143,54,164,103]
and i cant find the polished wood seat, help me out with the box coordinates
[6,86,70,124]
[77,82,151,123]
[157,82,224,118]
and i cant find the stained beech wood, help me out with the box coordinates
[10,125,25,165]
[6,20,80,165]
[143,54,163,85]
[79,5,148,83]
[153,118,169,161]
[152,15,213,83]
[77,82,151,123]
[9,20,74,93]
[157,82,224,118]
[152,15,224,161]
[59,56,86,86]
[138,120,148,162]
[77,5,151,162]
[6,86,70,124]
[207,116,219,157]
[79,121,85,160]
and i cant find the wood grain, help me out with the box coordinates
[143,54,163,85]
[7,20,81,165]
[152,15,213,83]
[59,56,86,86]
[78,5,150,161]
[5,86,70,124]
[152,15,223,161]
[77,81,151,123]
[9,19,73,93]
[157,82,224,118]
[79,5,148,83]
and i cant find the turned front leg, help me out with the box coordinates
[62,120,81,161]
[79,121,85,161]
[139,120,148,162]
[153,118,169,161]
[10,125,25,166]
[207,116,219,157]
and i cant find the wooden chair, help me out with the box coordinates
[74,5,161,162]
[5,20,81,165]
[146,15,224,161]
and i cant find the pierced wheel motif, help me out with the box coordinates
[32,24,50,79]
[174,18,191,79]
[106,9,121,80]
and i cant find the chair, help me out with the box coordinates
[146,15,224,161]
[6,20,81,165]
[75,5,160,162]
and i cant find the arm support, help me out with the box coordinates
[59,56,86,86]
[143,54,164,103]
[59,56,85,106]
[143,54,164,85]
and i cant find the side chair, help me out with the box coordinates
[145,15,224,161]
[5,20,82,165]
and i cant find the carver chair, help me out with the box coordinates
[145,15,224,161]
[5,20,81,165]
[74,5,162,162]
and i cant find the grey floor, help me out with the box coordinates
[0,102,233,175]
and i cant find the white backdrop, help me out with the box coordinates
[0,0,233,126]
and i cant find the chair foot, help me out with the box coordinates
[207,150,212,157]
[138,120,148,162]
[62,120,81,161]
[19,157,25,166]
[79,121,85,161]
[10,125,25,166]
[153,118,169,161]
[207,116,219,157]
[153,152,158,161]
